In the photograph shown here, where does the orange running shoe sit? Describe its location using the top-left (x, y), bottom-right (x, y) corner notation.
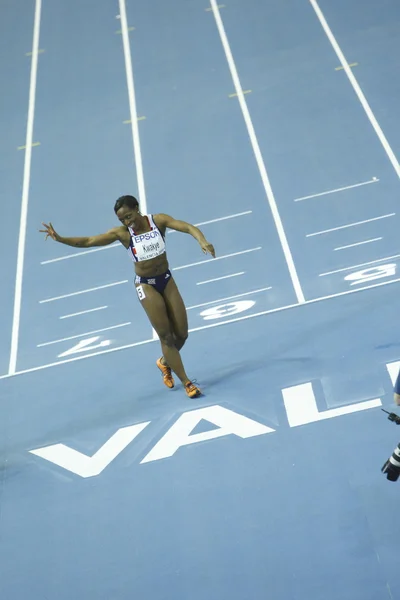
top-left (184, 381), bottom-right (202, 399)
top-left (156, 357), bottom-right (175, 389)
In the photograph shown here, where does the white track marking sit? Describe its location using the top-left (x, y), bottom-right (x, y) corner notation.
top-left (37, 323), bottom-right (131, 347)
top-left (59, 306), bottom-right (108, 319)
top-left (8, 0), bottom-right (42, 375)
top-left (320, 254), bottom-right (400, 276)
top-left (3, 275), bottom-right (400, 381)
top-left (386, 583), bottom-right (394, 600)
top-left (310, 0), bottom-right (400, 179)
top-left (41, 243), bottom-right (120, 264)
top-left (334, 238), bottom-right (382, 251)
top-left (187, 287), bottom-right (272, 310)
top-left (118, 0), bottom-right (147, 211)
top-left (173, 247), bottom-right (261, 271)
top-left (0, 338), bottom-right (155, 380)
top-left (39, 280), bottom-right (128, 303)
top-left (387, 362), bottom-right (400, 387)
top-left (197, 272), bottom-right (245, 285)
top-left (58, 336), bottom-right (111, 358)
top-left (209, 0), bottom-right (305, 303)
top-left (294, 178), bottom-right (379, 202)
top-left (168, 211), bottom-right (252, 233)
top-left (307, 214), bottom-right (395, 237)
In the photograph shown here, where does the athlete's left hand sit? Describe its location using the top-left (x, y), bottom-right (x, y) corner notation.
top-left (201, 241), bottom-right (215, 257)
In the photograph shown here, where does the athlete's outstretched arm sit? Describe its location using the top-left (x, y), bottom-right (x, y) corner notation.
top-left (40, 222), bottom-right (121, 248)
top-left (155, 214), bottom-right (216, 257)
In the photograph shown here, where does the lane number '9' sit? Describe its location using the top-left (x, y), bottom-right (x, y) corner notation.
top-left (200, 300), bottom-right (256, 321)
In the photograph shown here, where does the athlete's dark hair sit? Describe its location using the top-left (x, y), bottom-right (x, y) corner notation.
top-left (114, 195), bottom-right (139, 213)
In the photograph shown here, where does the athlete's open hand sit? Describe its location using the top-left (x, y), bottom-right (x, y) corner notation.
top-left (40, 222), bottom-right (61, 242)
top-left (201, 241), bottom-right (215, 258)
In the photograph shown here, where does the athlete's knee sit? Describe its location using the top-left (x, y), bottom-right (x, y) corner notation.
top-left (159, 330), bottom-right (175, 348)
top-left (175, 332), bottom-right (188, 348)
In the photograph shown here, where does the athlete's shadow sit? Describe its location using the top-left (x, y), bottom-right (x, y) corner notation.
top-left (197, 354), bottom-right (315, 392)
top-left (197, 290), bottom-right (385, 391)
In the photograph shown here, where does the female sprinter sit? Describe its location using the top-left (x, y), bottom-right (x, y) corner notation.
top-left (40, 195), bottom-right (215, 398)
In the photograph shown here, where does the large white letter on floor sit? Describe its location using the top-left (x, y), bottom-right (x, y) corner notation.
top-left (282, 383), bottom-right (381, 427)
top-left (141, 405), bottom-right (274, 463)
top-left (30, 422), bottom-right (150, 478)
top-left (386, 361), bottom-right (400, 386)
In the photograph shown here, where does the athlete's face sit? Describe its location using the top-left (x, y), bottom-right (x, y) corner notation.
top-left (117, 204), bottom-right (139, 228)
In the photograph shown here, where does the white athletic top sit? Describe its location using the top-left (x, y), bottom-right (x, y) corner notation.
top-left (127, 214), bottom-right (166, 263)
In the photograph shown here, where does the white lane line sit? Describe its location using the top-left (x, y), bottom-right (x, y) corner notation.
top-left (294, 177), bottom-right (379, 202)
top-left (306, 213), bottom-right (395, 237)
top-left (186, 286), bottom-right (272, 310)
top-left (196, 272), bottom-right (245, 285)
top-left (39, 280), bottom-right (128, 303)
top-left (4, 275), bottom-right (400, 381)
top-left (120, 0), bottom-right (152, 341)
top-left (320, 253), bottom-right (400, 277)
top-left (41, 243), bottom-right (120, 264)
top-left (333, 237), bottom-right (383, 252)
top-left (209, 0), bottom-right (305, 304)
top-left (334, 238), bottom-right (382, 251)
top-left (173, 247), bottom-right (261, 271)
top-left (119, 0), bottom-right (147, 212)
top-left (59, 306), bottom-right (108, 320)
top-left (168, 211), bottom-right (252, 233)
top-left (37, 323), bottom-right (132, 347)
top-left (9, 0), bottom-right (42, 375)
top-left (310, 0), bottom-right (400, 179)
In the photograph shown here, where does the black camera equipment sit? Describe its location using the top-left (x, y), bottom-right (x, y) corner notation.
top-left (381, 409), bottom-right (400, 481)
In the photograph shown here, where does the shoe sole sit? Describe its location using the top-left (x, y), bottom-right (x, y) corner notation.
top-left (186, 388), bottom-right (202, 399)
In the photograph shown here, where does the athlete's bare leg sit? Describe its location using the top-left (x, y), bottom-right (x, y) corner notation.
top-left (136, 283), bottom-right (190, 385)
top-left (161, 277), bottom-right (188, 366)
